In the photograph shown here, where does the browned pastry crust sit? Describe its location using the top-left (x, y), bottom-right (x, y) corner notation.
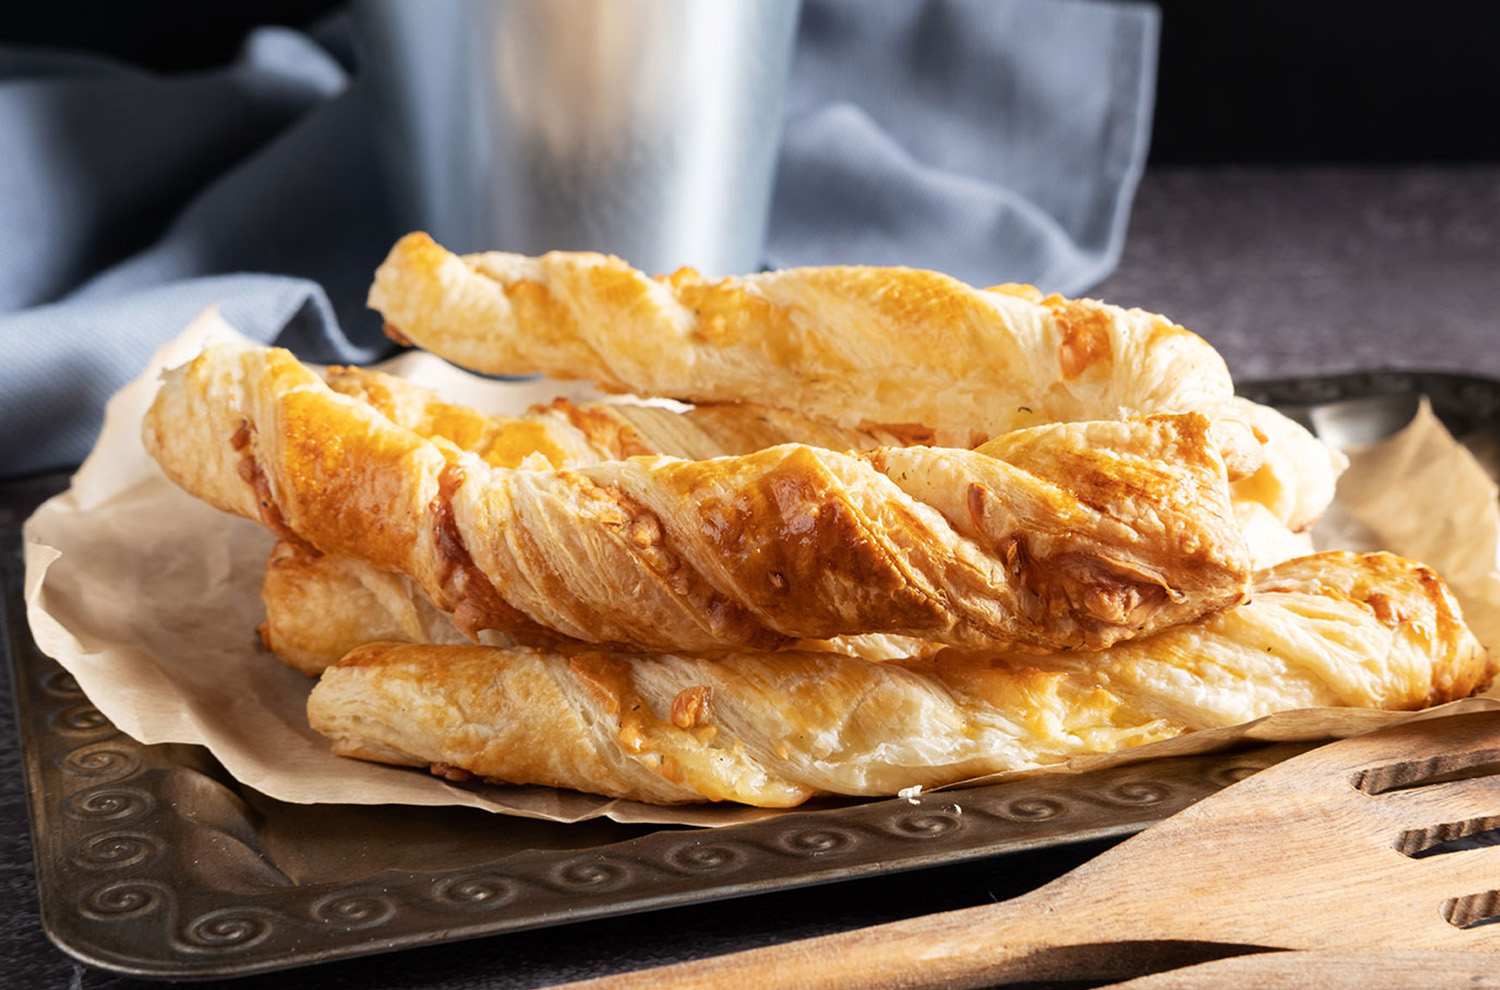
top-left (322, 365), bottom-right (903, 467)
top-left (264, 374), bottom-right (1318, 673)
top-left (144, 340), bottom-right (1250, 655)
top-left (367, 232), bottom-right (1237, 447)
top-left (365, 234), bottom-right (1353, 530)
top-left (265, 370), bottom-right (901, 674)
top-left (306, 552), bottom-right (1495, 806)
top-left (261, 541), bottom-right (485, 676)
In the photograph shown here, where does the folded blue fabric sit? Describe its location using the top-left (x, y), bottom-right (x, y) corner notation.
top-left (0, 0), bottom-right (1157, 477)
top-left (773, 0), bottom-right (1158, 290)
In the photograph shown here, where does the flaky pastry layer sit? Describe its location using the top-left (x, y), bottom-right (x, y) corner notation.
top-left (306, 552), bottom-right (1494, 806)
top-left (367, 234), bottom-right (1348, 529)
top-left (266, 370), bottom-right (899, 674)
top-left (323, 365), bottom-right (902, 468)
top-left (368, 232), bottom-right (1237, 447)
top-left (144, 340), bottom-right (1250, 655)
top-left (266, 370), bottom-right (1322, 673)
top-left (1224, 396), bottom-right (1347, 533)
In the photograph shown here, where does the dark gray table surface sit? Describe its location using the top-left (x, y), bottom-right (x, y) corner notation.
top-left (4, 164), bottom-right (1498, 989)
top-left (1092, 165), bottom-right (1500, 382)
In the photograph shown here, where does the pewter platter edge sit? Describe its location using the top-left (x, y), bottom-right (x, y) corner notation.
top-left (7, 369), bottom-right (1495, 980)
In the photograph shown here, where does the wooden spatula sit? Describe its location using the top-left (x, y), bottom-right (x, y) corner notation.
top-left (1106, 949), bottom-right (1500, 989)
top-left (563, 709), bottom-right (1500, 989)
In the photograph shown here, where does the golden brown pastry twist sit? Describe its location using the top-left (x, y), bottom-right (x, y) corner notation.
top-left (265, 367), bottom-right (901, 673)
top-left (306, 552), bottom-right (1494, 807)
top-left (367, 233), bottom-right (1347, 530)
top-left (267, 369), bottom-right (1324, 673)
top-left (144, 340), bottom-right (1250, 655)
top-left (368, 232), bottom-right (1237, 448)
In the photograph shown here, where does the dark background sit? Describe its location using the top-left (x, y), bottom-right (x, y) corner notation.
top-left (1, 0), bottom-right (1497, 164)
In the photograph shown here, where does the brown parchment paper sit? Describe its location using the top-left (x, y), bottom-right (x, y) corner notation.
top-left (21, 311), bottom-right (1500, 826)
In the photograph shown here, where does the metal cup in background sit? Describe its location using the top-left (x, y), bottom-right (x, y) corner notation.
top-left (355, 0), bottom-right (801, 277)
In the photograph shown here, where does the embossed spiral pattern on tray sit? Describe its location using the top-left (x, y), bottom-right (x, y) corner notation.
top-left (779, 827), bottom-right (857, 856)
top-left (887, 811), bottom-right (965, 838)
top-left (664, 842), bottom-right (744, 872)
top-left (310, 893), bottom-right (399, 930)
top-left (70, 831), bottom-right (160, 870)
top-left (433, 874), bottom-right (520, 910)
top-left (548, 858), bottom-right (632, 893)
top-left (79, 880), bottom-right (170, 920)
top-left (179, 909), bottom-right (276, 951)
top-left (1088, 781), bottom-right (1172, 806)
top-left (55, 703), bottom-right (110, 733)
top-left (62, 785), bottom-right (154, 823)
top-left (989, 796), bottom-right (1066, 821)
top-left (60, 744), bottom-right (142, 778)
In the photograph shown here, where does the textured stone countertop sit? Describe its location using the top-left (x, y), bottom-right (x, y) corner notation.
top-left (1093, 166), bottom-right (1500, 382)
top-left (2, 165), bottom-right (1497, 990)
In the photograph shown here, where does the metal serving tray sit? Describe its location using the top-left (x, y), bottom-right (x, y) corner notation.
top-left (7, 370), bottom-right (1498, 980)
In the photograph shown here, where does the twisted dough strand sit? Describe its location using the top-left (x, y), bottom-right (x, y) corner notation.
top-left (145, 341), bottom-right (1250, 655)
top-left (263, 367), bottom-right (906, 673)
top-left (368, 235), bottom-right (1350, 532)
top-left (368, 233), bottom-right (1236, 447)
top-left (306, 552), bottom-right (1494, 807)
top-left (269, 369), bottom-right (1324, 673)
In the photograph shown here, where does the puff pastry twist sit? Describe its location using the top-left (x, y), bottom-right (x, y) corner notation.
top-left (270, 368), bottom-right (1319, 672)
top-left (265, 367), bottom-right (900, 673)
top-left (306, 552), bottom-right (1494, 806)
top-left (368, 234), bottom-right (1348, 529)
top-left (368, 232), bottom-right (1237, 448)
top-left (144, 341), bottom-right (1251, 656)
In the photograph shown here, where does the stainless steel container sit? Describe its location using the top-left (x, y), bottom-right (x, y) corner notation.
top-left (356, 0), bottom-right (801, 276)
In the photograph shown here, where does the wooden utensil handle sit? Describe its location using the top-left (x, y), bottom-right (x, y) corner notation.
top-left (560, 895), bottom-right (1202, 990)
top-left (563, 905), bottom-right (1034, 990)
top-left (1105, 950), bottom-right (1500, 989)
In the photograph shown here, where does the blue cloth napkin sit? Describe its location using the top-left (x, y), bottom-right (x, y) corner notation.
top-left (0, 0), bottom-right (1158, 478)
top-left (772, 0), bottom-right (1158, 290)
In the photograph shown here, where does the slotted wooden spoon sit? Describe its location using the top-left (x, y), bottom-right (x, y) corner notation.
top-left (563, 709), bottom-right (1500, 989)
